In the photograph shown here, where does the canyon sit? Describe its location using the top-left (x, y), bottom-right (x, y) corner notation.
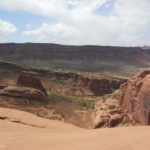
top-left (0, 60), bottom-right (129, 128)
top-left (0, 44), bottom-right (150, 149)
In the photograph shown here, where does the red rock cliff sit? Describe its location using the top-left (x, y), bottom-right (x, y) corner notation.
top-left (119, 70), bottom-right (150, 125)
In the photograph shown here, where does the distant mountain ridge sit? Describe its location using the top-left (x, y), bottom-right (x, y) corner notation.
top-left (0, 43), bottom-right (150, 75)
top-left (0, 43), bottom-right (149, 61)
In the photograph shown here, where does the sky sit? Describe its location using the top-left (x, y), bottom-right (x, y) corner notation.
top-left (0, 0), bottom-right (149, 46)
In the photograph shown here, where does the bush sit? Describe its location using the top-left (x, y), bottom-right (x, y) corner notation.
top-left (101, 92), bottom-right (118, 100)
top-left (48, 93), bottom-right (94, 109)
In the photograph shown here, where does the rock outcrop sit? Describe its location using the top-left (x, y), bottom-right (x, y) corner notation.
top-left (17, 71), bottom-right (47, 95)
top-left (0, 71), bottom-right (48, 103)
top-left (119, 70), bottom-right (150, 125)
top-left (94, 109), bottom-right (131, 128)
top-left (76, 76), bottom-right (123, 96)
top-left (0, 60), bottom-right (126, 96)
top-left (94, 99), bottom-right (132, 128)
top-left (0, 86), bottom-right (47, 102)
top-left (49, 71), bottom-right (126, 96)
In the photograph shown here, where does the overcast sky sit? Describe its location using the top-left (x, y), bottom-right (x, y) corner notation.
top-left (0, 0), bottom-right (149, 46)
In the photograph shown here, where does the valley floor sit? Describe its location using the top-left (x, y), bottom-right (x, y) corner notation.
top-left (0, 107), bottom-right (150, 150)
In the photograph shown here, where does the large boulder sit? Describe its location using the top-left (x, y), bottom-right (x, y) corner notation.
top-left (119, 70), bottom-right (150, 125)
top-left (17, 71), bottom-right (47, 95)
top-left (0, 86), bottom-right (47, 102)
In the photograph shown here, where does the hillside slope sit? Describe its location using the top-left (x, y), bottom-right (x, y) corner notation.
top-left (0, 43), bottom-right (149, 62)
top-left (0, 43), bottom-right (150, 75)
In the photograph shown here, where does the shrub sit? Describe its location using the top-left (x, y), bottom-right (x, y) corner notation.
top-left (48, 93), bottom-right (94, 109)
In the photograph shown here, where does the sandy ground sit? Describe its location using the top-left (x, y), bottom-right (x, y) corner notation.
top-left (0, 108), bottom-right (150, 150)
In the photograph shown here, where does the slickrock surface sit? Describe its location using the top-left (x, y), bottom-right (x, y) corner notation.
top-left (0, 108), bottom-right (150, 150)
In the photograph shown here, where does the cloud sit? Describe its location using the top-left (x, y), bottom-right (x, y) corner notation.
top-left (0, 0), bottom-right (150, 46)
top-left (0, 19), bottom-right (17, 42)
top-left (23, 23), bottom-right (80, 44)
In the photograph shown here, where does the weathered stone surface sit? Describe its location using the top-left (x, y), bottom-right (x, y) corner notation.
top-left (94, 111), bottom-right (110, 128)
top-left (94, 98), bottom-right (132, 128)
top-left (0, 60), bottom-right (126, 96)
top-left (109, 114), bottom-right (123, 127)
top-left (94, 110), bottom-right (126, 128)
top-left (17, 71), bottom-right (47, 95)
top-left (52, 72), bottom-right (126, 96)
top-left (76, 76), bottom-right (123, 96)
top-left (119, 70), bottom-right (150, 125)
top-left (0, 86), bottom-right (47, 102)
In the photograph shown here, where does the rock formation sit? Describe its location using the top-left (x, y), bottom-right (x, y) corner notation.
top-left (0, 60), bottom-right (126, 96)
top-left (76, 76), bottom-right (123, 96)
top-left (0, 71), bottom-right (48, 103)
top-left (0, 86), bottom-right (47, 102)
top-left (49, 71), bottom-right (126, 96)
top-left (119, 70), bottom-right (150, 125)
top-left (94, 99), bottom-right (131, 128)
top-left (17, 71), bottom-right (47, 95)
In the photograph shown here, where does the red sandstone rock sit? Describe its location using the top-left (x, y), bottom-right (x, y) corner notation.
top-left (0, 86), bottom-right (47, 102)
top-left (17, 71), bottom-right (47, 95)
top-left (119, 70), bottom-right (150, 125)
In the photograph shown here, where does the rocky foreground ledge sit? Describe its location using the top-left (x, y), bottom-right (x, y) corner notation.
top-left (0, 107), bottom-right (150, 150)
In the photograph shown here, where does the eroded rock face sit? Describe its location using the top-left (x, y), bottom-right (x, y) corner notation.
top-left (17, 71), bottom-right (47, 95)
top-left (0, 86), bottom-right (47, 102)
top-left (119, 70), bottom-right (150, 125)
top-left (94, 99), bottom-right (132, 128)
top-left (94, 109), bottom-right (131, 128)
top-left (52, 71), bottom-right (126, 96)
top-left (76, 76), bottom-right (123, 96)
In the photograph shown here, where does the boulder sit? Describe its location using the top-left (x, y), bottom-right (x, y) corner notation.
top-left (0, 86), bottom-right (47, 103)
top-left (17, 71), bottom-right (47, 95)
top-left (119, 70), bottom-right (150, 125)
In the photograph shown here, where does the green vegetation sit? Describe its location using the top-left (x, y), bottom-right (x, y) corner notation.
top-left (101, 92), bottom-right (118, 100)
top-left (48, 92), bottom-right (94, 109)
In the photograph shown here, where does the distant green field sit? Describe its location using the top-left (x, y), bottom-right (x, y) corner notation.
top-left (8, 59), bottom-right (149, 77)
